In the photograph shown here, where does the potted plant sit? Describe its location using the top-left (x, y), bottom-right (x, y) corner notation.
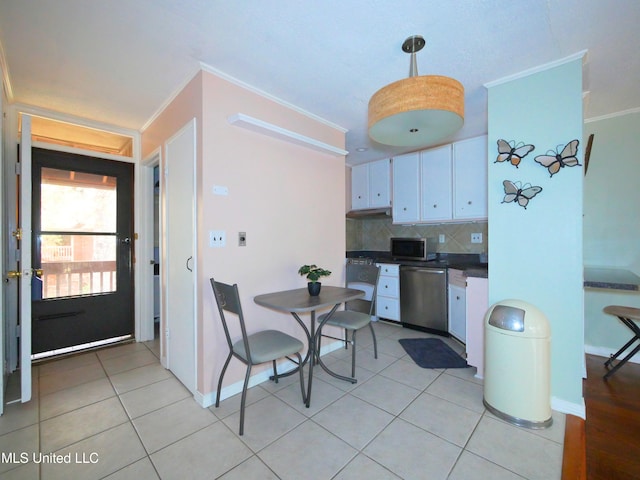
top-left (298, 264), bottom-right (331, 296)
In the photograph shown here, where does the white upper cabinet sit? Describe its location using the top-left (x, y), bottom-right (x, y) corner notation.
top-left (351, 163), bottom-right (370, 210)
top-left (351, 158), bottom-right (390, 210)
top-left (421, 145), bottom-right (453, 221)
top-left (390, 135), bottom-right (487, 224)
top-left (368, 159), bottom-right (391, 207)
top-left (452, 135), bottom-right (488, 220)
top-left (392, 151), bottom-right (421, 223)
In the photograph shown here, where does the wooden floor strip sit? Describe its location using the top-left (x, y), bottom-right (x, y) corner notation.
top-left (562, 414), bottom-right (586, 480)
top-left (577, 354), bottom-right (640, 479)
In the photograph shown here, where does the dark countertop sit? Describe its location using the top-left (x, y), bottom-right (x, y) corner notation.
top-left (584, 267), bottom-right (640, 291)
top-left (347, 251), bottom-right (488, 279)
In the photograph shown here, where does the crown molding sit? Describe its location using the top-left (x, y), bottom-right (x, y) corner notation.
top-left (201, 62), bottom-right (348, 133)
top-left (484, 50), bottom-right (588, 89)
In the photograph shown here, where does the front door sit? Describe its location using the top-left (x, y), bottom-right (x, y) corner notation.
top-left (31, 148), bottom-right (134, 354)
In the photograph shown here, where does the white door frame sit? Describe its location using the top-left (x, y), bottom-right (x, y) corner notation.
top-left (139, 149), bottom-right (161, 345)
top-left (2, 105), bottom-right (145, 378)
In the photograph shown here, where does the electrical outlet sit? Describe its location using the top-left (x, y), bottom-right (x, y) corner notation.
top-left (209, 230), bottom-right (226, 247)
top-left (238, 232), bottom-right (246, 246)
top-left (471, 233), bottom-right (482, 244)
top-left (438, 234), bottom-right (445, 244)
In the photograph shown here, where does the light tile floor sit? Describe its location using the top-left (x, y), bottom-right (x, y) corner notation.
top-left (0, 321), bottom-right (565, 479)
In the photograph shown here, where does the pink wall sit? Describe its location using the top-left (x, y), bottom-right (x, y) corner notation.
top-left (143, 69), bottom-right (347, 401)
top-left (198, 71), bottom-right (346, 398)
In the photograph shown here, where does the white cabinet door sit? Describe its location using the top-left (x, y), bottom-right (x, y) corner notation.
top-left (448, 284), bottom-right (467, 343)
top-left (369, 159), bottom-right (391, 208)
top-left (466, 277), bottom-right (488, 378)
top-left (453, 135), bottom-right (487, 220)
top-left (421, 145), bottom-right (452, 221)
top-left (392, 152), bottom-right (420, 223)
top-left (351, 164), bottom-right (369, 210)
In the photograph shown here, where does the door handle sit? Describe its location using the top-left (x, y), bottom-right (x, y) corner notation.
top-left (186, 256), bottom-right (193, 272)
top-left (7, 270), bottom-right (21, 278)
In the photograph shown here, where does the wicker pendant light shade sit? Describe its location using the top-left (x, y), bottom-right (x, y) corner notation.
top-left (368, 36), bottom-right (464, 147)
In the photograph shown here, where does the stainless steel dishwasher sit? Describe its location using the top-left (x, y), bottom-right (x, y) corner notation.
top-left (400, 265), bottom-right (448, 334)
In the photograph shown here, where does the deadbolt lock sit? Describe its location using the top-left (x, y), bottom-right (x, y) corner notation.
top-left (12, 228), bottom-right (22, 240)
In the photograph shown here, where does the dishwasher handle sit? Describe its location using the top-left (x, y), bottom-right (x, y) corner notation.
top-left (400, 266), bottom-right (446, 275)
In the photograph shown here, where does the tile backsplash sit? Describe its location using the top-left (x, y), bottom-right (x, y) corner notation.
top-left (347, 218), bottom-right (488, 254)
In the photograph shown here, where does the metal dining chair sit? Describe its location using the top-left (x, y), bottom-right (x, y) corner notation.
top-left (210, 278), bottom-right (306, 435)
top-left (316, 263), bottom-right (381, 379)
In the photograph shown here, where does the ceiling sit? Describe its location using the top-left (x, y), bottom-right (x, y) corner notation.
top-left (1, 0), bottom-right (639, 165)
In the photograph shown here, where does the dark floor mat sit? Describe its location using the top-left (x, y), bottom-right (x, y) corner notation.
top-left (398, 338), bottom-right (468, 369)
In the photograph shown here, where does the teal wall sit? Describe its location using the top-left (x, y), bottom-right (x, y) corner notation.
top-left (487, 58), bottom-right (585, 413)
top-left (584, 111), bottom-right (640, 354)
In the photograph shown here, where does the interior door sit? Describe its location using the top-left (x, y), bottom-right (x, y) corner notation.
top-left (19, 114), bottom-right (33, 402)
top-left (30, 148), bottom-right (134, 354)
top-left (165, 119), bottom-right (196, 393)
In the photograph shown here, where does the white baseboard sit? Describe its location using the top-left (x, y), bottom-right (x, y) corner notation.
top-left (551, 396), bottom-right (586, 419)
top-left (585, 344), bottom-right (640, 364)
top-left (195, 340), bottom-right (345, 408)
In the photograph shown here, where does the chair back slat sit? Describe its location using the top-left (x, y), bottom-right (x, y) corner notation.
top-left (210, 278), bottom-right (251, 358)
top-left (345, 264), bottom-right (380, 316)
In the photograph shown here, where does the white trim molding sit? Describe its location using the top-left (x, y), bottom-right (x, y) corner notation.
top-left (228, 113), bottom-right (348, 157)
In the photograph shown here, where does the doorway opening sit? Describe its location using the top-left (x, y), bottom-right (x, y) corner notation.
top-left (31, 148), bottom-right (135, 359)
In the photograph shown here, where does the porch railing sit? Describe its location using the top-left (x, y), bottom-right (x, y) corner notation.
top-left (39, 261), bottom-right (117, 299)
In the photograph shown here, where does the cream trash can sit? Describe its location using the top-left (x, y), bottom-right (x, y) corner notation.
top-left (483, 299), bottom-right (552, 429)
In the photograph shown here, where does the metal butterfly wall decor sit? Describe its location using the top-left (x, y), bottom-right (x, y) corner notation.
top-left (534, 139), bottom-right (581, 177)
top-left (501, 180), bottom-right (543, 209)
top-left (495, 139), bottom-right (535, 168)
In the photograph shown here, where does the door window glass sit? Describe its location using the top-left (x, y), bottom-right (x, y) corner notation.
top-left (38, 168), bottom-right (117, 299)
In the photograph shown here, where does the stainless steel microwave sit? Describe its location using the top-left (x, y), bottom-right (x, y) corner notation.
top-left (390, 237), bottom-right (437, 261)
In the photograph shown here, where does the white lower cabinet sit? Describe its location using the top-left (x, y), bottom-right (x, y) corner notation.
top-left (448, 269), bottom-right (467, 343)
top-left (376, 263), bottom-right (400, 321)
top-left (465, 276), bottom-right (488, 378)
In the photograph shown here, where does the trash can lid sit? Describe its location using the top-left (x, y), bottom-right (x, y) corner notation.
top-left (486, 299), bottom-right (550, 338)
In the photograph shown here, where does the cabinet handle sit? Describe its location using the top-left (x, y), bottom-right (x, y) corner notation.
top-left (468, 201), bottom-right (472, 205)
top-left (433, 204), bottom-right (437, 208)
top-left (358, 195), bottom-right (362, 199)
top-left (456, 296), bottom-right (460, 300)
top-left (377, 193), bottom-right (381, 197)
top-left (403, 207), bottom-right (407, 211)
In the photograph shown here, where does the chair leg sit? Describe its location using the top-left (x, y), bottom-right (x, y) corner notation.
top-left (344, 328), bottom-right (349, 350)
top-left (351, 329), bottom-right (357, 378)
top-left (216, 352), bottom-right (233, 407)
top-left (239, 364), bottom-right (252, 436)
top-left (273, 360), bottom-right (279, 383)
top-left (604, 342), bottom-right (640, 379)
top-left (295, 352), bottom-right (307, 404)
top-left (369, 322), bottom-right (378, 359)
